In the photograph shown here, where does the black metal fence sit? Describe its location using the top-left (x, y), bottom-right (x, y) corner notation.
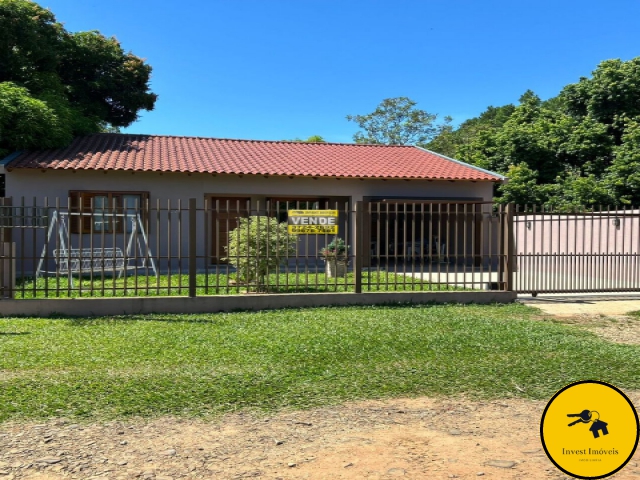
top-left (0, 197), bottom-right (512, 299)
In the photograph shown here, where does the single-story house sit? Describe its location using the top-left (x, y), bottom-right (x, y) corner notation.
top-left (1, 133), bottom-right (505, 274)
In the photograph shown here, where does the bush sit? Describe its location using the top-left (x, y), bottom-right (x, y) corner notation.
top-left (224, 216), bottom-right (298, 290)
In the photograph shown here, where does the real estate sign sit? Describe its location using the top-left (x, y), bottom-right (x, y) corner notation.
top-left (287, 210), bottom-right (338, 234)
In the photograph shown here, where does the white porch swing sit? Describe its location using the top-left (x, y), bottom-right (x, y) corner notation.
top-left (35, 210), bottom-right (158, 286)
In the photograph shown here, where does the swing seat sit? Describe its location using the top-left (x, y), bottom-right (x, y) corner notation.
top-left (53, 247), bottom-right (129, 277)
top-left (36, 211), bottom-right (158, 283)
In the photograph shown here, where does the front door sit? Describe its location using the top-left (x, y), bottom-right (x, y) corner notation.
top-left (209, 197), bottom-right (250, 264)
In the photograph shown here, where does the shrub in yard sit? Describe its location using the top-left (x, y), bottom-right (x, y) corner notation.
top-left (224, 216), bottom-right (298, 290)
top-left (319, 237), bottom-right (350, 278)
top-left (319, 237), bottom-right (349, 261)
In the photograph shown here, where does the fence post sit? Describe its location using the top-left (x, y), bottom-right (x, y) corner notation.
top-left (354, 201), bottom-right (363, 294)
top-left (0, 198), bottom-right (13, 299)
top-left (503, 203), bottom-right (515, 291)
top-left (0, 241), bottom-right (15, 299)
top-left (0, 197), bottom-right (12, 243)
top-left (188, 198), bottom-right (197, 297)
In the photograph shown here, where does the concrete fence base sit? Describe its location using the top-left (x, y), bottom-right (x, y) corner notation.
top-left (0, 291), bottom-right (516, 317)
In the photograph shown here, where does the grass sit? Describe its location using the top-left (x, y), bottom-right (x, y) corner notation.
top-left (14, 271), bottom-right (471, 298)
top-left (1, 303), bottom-right (639, 422)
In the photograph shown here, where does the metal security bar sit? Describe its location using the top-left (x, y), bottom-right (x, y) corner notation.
top-left (514, 205), bottom-right (640, 294)
top-left (0, 197), bottom-right (512, 299)
top-left (361, 201), bottom-right (510, 292)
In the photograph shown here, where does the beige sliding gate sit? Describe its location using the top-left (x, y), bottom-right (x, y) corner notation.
top-left (514, 206), bottom-right (640, 294)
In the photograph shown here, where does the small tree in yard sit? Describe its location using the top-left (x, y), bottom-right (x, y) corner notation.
top-left (224, 216), bottom-right (297, 291)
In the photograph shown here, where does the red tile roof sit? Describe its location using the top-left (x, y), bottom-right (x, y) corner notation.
top-left (6, 134), bottom-right (503, 181)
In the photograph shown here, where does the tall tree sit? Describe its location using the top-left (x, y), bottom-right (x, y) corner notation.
top-left (419, 57), bottom-right (640, 206)
top-left (0, 0), bottom-right (157, 156)
top-left (426, 103), bottom-right (516, 158)
top-left (562, 58), bottom-right (640, 142)
top-left (346, 97), bottom-right (451, 145)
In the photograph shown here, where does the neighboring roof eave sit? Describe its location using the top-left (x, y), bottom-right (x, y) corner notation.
top-left (414, 146), bottom-right (507, 182)
top-left (0, 151), bottom-right (23, 169)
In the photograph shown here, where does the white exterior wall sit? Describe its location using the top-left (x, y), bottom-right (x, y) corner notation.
top-left (6, 169), bottom-right (495, 273)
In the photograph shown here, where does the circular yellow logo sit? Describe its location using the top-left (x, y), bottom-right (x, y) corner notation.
top-left (540, 380), bottom-right (639, 479)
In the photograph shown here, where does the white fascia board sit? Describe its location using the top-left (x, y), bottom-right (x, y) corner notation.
top-left (414, 146), bottom-right (507, 182)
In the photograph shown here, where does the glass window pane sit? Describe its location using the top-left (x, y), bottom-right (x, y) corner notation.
top-left (122, 194), bottom-right (141, 233)
top-left (93, 196), bottom-right (109, 231)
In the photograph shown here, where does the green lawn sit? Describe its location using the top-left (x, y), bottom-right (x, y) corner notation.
top-left (14, 271), bottom-right (468, 298)
top-left (1, 303), bottom-right (639, 422)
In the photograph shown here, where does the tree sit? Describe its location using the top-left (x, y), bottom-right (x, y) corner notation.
top-left (495, 163), bottom-right (552, 205)
top-left (346, 97), bottom-right (451, 145)
top-left (282, 135), bottom-right (326, 143)
top-left (454, 91), bottom-right (619, 204)
top-left (0, 82), bottom-right (71, 151)
top-left (548, 170), bottom-right (614, 210)
top-left (0, 0), bottom-right (156, 156)
top-left (426, 103), bottom-right (516, 158)
top-left (562, 58), bottom-right (640, 141)
top-left (604, 119), bottom-right (640, 205)
top-left (425, 57), bottom-right (640, 206)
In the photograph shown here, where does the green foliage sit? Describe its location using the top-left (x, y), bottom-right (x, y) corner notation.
top-left (59, 31), bottom-right (157, 128)
top-left (562, 58), bottom-right (640, 141)
top-left (282, 135), bottom-right (326, 143)
top-left (426, 104), bottom-right (516, 158)
top-left (347, 97), bottom-right (451, 145)
top-left (0, 82), bottom-right (70, 157)
top-left (471, 101), bottom-right (613, 186)
top-left (603, 119), bottom-right (640, 204)
top-left (224, 216), bottom-right (298, 289)
top-left (428, 56), bottom-right (640, 206)
top-left (424, 57), bottom-right (640, 206)
top-left (319, 237), bottom-right (349, 259)
top-left (547, 170), bottom-right (615, 211)
top-left (496, 164), bottom-right (552, 205)
top-left (0, 0), bottom-right (62, 88)
top-left (0, 0), bottom-right (156, 155)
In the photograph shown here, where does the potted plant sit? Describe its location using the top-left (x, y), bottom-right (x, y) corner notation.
top-left (319, 237), bottom-right (349, 278)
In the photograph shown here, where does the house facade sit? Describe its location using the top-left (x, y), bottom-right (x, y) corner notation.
top-left (2, 134), bottom-right (505, 273)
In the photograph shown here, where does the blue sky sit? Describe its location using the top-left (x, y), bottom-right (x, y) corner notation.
top-left (43, 0), bottom-right (640, 143)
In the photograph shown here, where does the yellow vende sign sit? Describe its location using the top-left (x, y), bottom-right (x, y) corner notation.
top-left (287, 210), bottom-right (338, 234)
top-left (540, 380), bottom-right (639, 479)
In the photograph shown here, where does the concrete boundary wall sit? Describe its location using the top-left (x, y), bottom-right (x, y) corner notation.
top-left (0, 291), bottom-right (515, 317)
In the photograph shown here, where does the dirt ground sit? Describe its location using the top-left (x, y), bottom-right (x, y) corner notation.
top-left (518, 294), bottom-right (640, 317)
top-left (1, 305), bottom-right (639, 480)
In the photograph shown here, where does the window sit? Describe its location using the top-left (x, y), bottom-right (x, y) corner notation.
top-left (267, 197), bottom-right (329, 222)
top-left (0, 174), bottom-right (5, 197)
top-left (69, 191), bottom-right (149, 234)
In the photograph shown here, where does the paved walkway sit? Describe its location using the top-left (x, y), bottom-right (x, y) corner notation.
top-left (518, 293), bottom-right (640, 316)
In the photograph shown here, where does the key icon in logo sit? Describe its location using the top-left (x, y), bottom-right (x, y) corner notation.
top-left (567, 410), bottom-right (609, 438)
